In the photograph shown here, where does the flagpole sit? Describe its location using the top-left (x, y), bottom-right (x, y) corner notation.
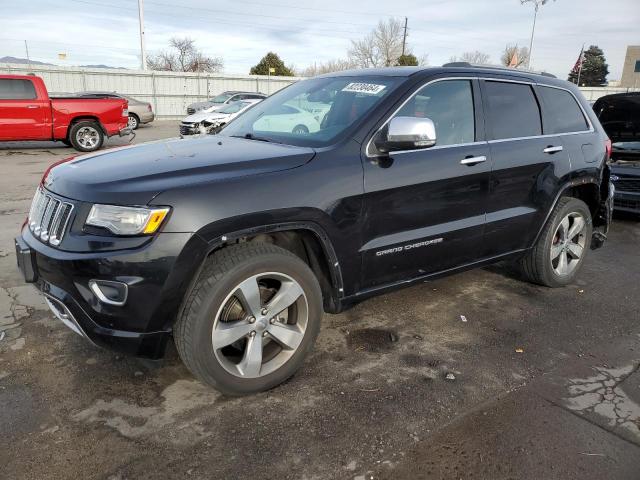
top-left (576, 43), bottom-right (584, 86)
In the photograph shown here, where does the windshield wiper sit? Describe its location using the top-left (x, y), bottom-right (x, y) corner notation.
top-left (231, 133), bottom-right (273, 143)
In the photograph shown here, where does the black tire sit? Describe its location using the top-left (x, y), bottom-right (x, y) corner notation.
top-left (292, 124), bottom-right (309, 135)
top-left (68, 120), bottom-right (104, 152)
top-left (520, 197), bottom-right (592, 287)
top-left (174, 243), bottom-right (323, 396)
top-left (60, 139), bottom-right (71, 147)
top-left (128, 113), bottom-right (140, 130)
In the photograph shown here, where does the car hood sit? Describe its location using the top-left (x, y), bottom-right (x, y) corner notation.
top-left (45, 136), bottom-right (315, 205)
top-left (182, 111), bottom-right (228, 123)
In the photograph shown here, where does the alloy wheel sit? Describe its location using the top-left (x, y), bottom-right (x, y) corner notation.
top-left (550, 212), bottom-right (587, 276)
top-left (211, 272), bottom-right (308, 379)
top-left (76, 126), bottom-right (100, 149)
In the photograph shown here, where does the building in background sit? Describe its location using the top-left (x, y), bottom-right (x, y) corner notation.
top-left (620, 45), bottom-right (640, 88)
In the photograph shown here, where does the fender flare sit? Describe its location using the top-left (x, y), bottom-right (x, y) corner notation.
top-left (200, 220), bottom-right (345, 298)
top-left (531, 176), bottom-right (603, 246)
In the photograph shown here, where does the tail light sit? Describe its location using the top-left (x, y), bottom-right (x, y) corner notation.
top-left (605, 138), bottom-right (612, 160)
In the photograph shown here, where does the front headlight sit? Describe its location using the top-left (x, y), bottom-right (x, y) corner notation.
top-left (86, 204), bottom-right (170, 235)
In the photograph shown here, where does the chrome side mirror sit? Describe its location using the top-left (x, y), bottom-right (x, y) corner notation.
top-left (376, 116), bottom-right (437, 153)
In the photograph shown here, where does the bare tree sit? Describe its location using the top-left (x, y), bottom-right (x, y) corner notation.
top-left (501, 44), bottom-right (530, 68)
top-left (449, 51), bottom-right (491, 65)
top-left (348, 19), bottom-right (405, 68)
top-left (147, 37), bottom-right (223, 73)
top-left (298, 58), bottom-right (357, 77)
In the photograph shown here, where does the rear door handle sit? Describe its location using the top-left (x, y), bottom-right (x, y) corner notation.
top-left (460, 155), bottom-right (487, 166)
top-left (26, 105), bottom-right (39, 109)
top-left (543, 145), bottom-right (563, 154)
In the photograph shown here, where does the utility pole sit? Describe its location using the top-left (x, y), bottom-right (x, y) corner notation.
top-left (137, 0), bottom-right (147, 70)
top-left (527, 2), bottom-right (538, 69)
top-left (521, 0), bottom-right (553, 70)
top-left (401, 17), bottom-right (408, 57)
top-left (24, 40), bottom-right (31, 68)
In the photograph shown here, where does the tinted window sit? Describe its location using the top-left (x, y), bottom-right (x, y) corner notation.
top-left (539, 86), bottom-right (588, 133)
top-left (396, 80), bottom-right (475, 146)
top-left (0, 79), bottom-right (37, 99)
top-left (484, 81), bottom-right (541, 140)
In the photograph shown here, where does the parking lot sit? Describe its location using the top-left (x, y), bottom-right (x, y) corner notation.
top-left (1, 122), bottom-right (639, 479)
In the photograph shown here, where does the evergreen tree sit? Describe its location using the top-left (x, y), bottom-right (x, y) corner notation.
top-left (396, 54), bottom-right (418, 66)
top-left (568, 45), bottom-right (609, 86)
top-left (250, 52), bottom-right (294, 76)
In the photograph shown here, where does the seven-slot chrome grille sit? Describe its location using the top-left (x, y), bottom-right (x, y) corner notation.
top-left (28, 188), bottom-right (73, 246)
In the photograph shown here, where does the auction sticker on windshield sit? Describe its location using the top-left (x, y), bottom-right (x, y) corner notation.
top-left (342, 83), bottom-right (386, 95)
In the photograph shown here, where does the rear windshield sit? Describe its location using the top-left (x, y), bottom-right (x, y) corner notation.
top-left (220, 76), bottom-right (403, 147)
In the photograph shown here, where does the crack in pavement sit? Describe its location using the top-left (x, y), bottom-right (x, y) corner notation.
top-left (560, 363), bottom-right (640, 443)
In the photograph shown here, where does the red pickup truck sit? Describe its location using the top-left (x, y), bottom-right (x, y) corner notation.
top-left (0, 75), bottom-right (131, 152)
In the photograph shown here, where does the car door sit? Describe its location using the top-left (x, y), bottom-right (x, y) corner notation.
top-left (360, 78), bottom-right (491, 289)
top-left (480, 79), bottom-right (572, 257)
top-left (0, 78), bottom-right (50, 140)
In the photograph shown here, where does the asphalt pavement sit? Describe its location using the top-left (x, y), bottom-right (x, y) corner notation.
top-left (1, 121), bottom-right (639, 480)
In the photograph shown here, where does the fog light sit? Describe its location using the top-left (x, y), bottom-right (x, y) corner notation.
top-left (89, 280), bottom-right (128, 306)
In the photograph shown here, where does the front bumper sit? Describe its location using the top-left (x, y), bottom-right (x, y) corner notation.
top-left (15, 228), bottom-right (208, 358)
top-left (614, 191), bottom-right (640, 214)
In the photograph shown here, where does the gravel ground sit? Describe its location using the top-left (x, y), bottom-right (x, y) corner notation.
top-left (1, 121), bottom-right (639, 480)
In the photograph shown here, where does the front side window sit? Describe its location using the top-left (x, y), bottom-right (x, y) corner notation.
top-left (539, 86), bottom-right (589, 134)
top-left (0, 79), bottom-right (37, 100)
top-left (394, 80), bottom-right (475, 146)
top-left (220, 76), bottom-right (402, 147)
top-left (484, 81), bottom-right (541, 140)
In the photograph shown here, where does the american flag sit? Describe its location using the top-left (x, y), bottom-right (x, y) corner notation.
top-left (571, 46), bottom-right (584, 76)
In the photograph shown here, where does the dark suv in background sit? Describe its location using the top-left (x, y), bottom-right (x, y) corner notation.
top-left (16, 64), bottom-right (613, 395)
top-left (593, 92), bottom-right (640, 214)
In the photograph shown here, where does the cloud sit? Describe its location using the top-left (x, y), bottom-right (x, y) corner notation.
top-left (2, 0), bottom-right (638, 78)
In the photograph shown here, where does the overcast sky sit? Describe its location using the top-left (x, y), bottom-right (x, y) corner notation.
top-left (1, 0), bottom-right (638, 79)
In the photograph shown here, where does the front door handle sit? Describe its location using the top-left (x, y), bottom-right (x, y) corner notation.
top-left (460, 155), bottom-right (487, 166)
top-left (543, 145), bottom-right (563, 154)
top-left (26, 105), bottom-right (39, 109)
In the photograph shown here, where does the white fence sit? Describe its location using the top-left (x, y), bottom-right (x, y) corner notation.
top-left (2, 63), bottom-right (639, 118)
top-left (0, 63), bottom-right (301, 119)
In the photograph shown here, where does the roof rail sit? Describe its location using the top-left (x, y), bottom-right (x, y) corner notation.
top-left (441, 62), bottom-right (557, 78)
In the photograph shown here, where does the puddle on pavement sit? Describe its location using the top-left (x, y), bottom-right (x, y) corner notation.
top-left (346, 328), bottom-right (398, 353)
top-left (564, 364), bottom-right (640, 440)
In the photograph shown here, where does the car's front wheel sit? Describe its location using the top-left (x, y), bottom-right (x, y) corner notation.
top-left (520, 197), bottom-right (592, 287)
top-left (174, 243), bottom-right (323, 395)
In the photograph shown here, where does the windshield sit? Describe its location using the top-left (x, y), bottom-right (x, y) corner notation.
top-left (218, 101), bottom-right (250, 114)
top-left (220, 76), bottom-right (402, 147)
top-left (210, 93), bottom-right (233, 104)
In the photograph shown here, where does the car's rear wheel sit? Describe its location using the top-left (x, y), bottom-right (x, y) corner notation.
top-left (174, 243), bottom-right (323, 396)
top-left (520, 197), bottom-right (592, 287)
top-left (128, 113), bottom-right (140, 130)
top-left (69, 120), bottom-right (104, 152)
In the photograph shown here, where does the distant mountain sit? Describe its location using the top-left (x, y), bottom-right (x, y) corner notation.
top-left (0, 56), bottom-right (54, 65)
top-left (79, 64), bottom-right (127, 70)
top-left (0, 56), bottom-right (126, 69)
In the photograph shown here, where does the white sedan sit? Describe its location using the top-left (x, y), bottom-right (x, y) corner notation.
top-left (253, 104), bottom-right (321, 135)
top-left (180, 99), bottom-right (262, 136)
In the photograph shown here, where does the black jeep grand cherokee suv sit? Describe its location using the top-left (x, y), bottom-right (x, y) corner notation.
top-left (15, 65), bottom-right (613, 395)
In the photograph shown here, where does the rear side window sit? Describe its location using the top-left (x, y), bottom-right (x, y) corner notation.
top-left (539, 86), bottom-right (589, 133)
top-left (484, 81), bottom-right (541, 140)
top-left (0, 79), bottom-right (37, 100)
top-left (396, 80), bottom-right (475, 146)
